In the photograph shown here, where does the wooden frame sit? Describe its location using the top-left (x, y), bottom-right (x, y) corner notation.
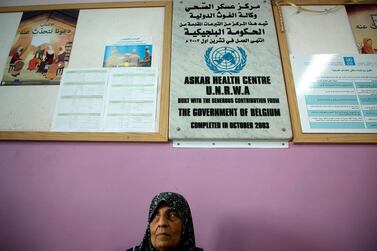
top-left (0, 1), bottom-right (172, 142)
top-left (272, 0), bottom-right (377, 143)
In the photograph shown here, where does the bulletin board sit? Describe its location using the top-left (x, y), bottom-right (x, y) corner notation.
top-left (273, 0), bottom-right (377, 143)
top-left (0, 1), bottom-right (172, 142)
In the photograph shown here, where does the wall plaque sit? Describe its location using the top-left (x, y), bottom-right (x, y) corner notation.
top-left (169, 0), bottom-right (292, 140)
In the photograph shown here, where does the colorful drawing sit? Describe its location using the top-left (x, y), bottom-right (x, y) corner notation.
top-left (346, 4), bottom-right (377, 54)
top-left (2, 10), bottom-right (79, 85)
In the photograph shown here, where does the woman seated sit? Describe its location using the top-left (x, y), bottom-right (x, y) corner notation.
top-left (127, 192), bottom-right (203, 251)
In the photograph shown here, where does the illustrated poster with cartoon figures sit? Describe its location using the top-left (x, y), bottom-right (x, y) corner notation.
top-left (346, 4), bottom-right (377, 54)
top-left (1, 10), bottom-right (79, 85)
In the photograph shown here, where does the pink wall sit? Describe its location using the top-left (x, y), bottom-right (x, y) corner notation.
top-left (0, 142), bottom-right (377, 251)
top-left (1, 1), bottom-right (377, 250)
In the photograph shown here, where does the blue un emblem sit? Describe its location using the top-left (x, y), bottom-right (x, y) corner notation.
top-left (343, 57), bottom-right (355, 66)
top-left (204, 46), bottom-right (247, 74)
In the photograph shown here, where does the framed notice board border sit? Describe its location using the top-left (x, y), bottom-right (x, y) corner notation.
top-left (0, 1), bottom-right (172, 142)
top-left (273, 0), bottom-right (377, 143)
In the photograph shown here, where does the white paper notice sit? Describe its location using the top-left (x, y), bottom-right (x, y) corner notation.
top-left (51, 68), bottom-right (158, 132)
top-left (290, 54), bottom-right (377, 133)
top-left (51, 69), bottom-right (108, 132)
top-left (104, 68), bottom-right (158, 132)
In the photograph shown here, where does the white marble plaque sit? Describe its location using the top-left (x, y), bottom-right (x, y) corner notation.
top-left (169, 0), bottom-right (292, 140)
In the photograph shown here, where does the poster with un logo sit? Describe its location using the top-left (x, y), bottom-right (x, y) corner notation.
top-left (169, 0), bottom-right (292, 140)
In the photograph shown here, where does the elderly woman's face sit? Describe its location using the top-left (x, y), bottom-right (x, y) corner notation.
top-left (150, 205), bottom-right (182, 251)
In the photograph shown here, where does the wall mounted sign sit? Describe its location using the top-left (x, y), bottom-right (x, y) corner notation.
top-left (169, 0), bottom-right (292, 140)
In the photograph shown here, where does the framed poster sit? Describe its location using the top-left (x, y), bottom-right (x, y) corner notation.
top-left (273, 0), bottom-right (377, 143)
top-left (345, 4), bottom-right (377, 54)
top-left (0, 1), bottom-right (172, 141)
top-left (2, 10), bottom-right (79, 86)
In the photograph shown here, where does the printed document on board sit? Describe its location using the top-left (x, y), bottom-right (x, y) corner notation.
top-left (290, 54), bottom-right (377, 133)
top-left (51, 67), bottom-right (158, 132)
